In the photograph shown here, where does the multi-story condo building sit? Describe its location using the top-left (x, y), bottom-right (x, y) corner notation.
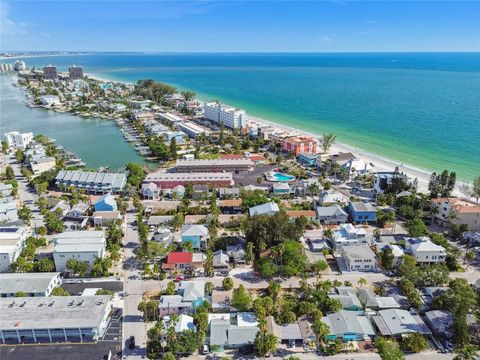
top-left (144, 172), bottom-right (234, 189)
top-left (53, 231), bottom-right (106, 272)
top-left (0, 295), bottom-right (111, 343)
top-left (176, 159), bottom-right (254, 173)
top-left (43, 65), bottom-right (57, 80)
top-left (204, 102), bottom-right (247, 129)
top-left (0, 227), bottom-right (28, 273)
top-left (4, 131), bottom-right (34, 149)
top-left (68, 65), bottom-right (84, 79)
top-left (282, 136), bottom-right (317, 156)
top-left (431, 197), bottom-right (480, 231)
top-left (55, 170), bottom-right (127, 194)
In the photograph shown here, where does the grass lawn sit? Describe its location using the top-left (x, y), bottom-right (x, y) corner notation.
top-left (199, 153), bottom-right (220, 160)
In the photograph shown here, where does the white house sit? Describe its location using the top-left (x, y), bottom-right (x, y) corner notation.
top-left (0, 226), bottom-right (29, 273)
top-left (378, 243), bottom-right (404, 267)
top-left (318, 190), bottom-right (349, 206)
top-left (332, 223), bottom-right (369, 251)
top-left (53, 231), bottom-right (106, 272)
top-left (4, 131), bottom-right (34, 150)
top-left (29, 154), bottom-right (56, 175)
top-left (0, 202), bottom-right (18, 223)
top-left (142, 182), bottom-right (160, 200)
top-left (341, 158), bottom-right (372, 178)
top-left (315, 204), bottom-right (348, 224)
top-left (431, 197), bottom-right (480, 231)
top-left (40, 95), bottom-right (61, 106)
top-left (0, 272), bottom-right (62, 297)
top-left (405, 237), bottom-right (446, 264)
top-left (248, 202), bottom-right (280, 217)
top-left (342, 245), bottom-right (377, 272)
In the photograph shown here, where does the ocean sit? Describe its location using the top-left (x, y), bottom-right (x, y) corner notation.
top-left (2, 53), bottom-right (479, 180)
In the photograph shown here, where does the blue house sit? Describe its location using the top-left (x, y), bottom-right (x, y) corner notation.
top-left (348, 202), bottom-right (377, 223)
top-left (94, 193), bottom-right (117, 212)
top-left (180, 224), bottom-right (209, 250)
top-left (322, 310), bottom-right (375, 341)
top-left (298, 152), bottom-right (318, 167)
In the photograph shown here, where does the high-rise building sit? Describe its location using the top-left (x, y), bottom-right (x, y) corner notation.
top-left (68, 65), bottom-right (84, 79)
top-left (43, 65), bottom-right (58, 80)
top-left (204, 102), bottom-right (247, 129)
top-left (13, 60), bottom-right (26, 71)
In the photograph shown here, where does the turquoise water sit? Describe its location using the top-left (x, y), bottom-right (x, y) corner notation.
top-left (2, 53), bottom-right (479, 180)
top-left (0, 74), bottom-right (144, 169)
top-left (272, 172), bottom-right (296, 182)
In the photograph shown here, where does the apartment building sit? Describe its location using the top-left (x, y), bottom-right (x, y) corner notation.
top-left (204, 102), bottom-right (247, 129)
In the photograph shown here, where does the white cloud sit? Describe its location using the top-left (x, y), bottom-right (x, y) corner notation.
top-left (0, 2), bottom-right (27, 37)
top-left (319, 34), bottom-right (332, 44)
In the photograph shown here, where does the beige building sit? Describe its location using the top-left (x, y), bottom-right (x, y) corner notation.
top-left (431, 197), bottom-right (480, 231)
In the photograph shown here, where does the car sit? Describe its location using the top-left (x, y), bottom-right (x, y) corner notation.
top-left (128, 336), bottom-right (135, 349)
top-left (239, 344), bottom-right (254, 355)
top-left (201, 344), bottom-right (210, 355)
top-left (175, 275), bottom-right (185, 282)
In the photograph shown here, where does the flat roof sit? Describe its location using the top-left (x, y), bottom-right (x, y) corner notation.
top-left (0, 273), bottom-right (60, 295)
top-left (0, 296), bottom-right (110, 330)
top-left (145, 172), bottom-right (233, 182)
top-left (176, 159), bottom-right (253, 167)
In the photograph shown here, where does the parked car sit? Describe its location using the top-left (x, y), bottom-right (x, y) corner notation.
top-left (201, 344), bottom-right (210, 355)
top-left (175, 275), bottom-right (185, 282)
top-left (129, 336), bottom-right (135, 349)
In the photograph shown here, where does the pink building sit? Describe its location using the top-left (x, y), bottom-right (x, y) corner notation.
top-left (282, 136), bottom-right (317, 156)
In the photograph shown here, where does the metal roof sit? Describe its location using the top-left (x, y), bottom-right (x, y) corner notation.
top-left (0, 273), bottom-right (61, 295)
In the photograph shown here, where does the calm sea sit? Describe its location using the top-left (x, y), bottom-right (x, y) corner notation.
top-left (2, 53), bottom-right (479, 180)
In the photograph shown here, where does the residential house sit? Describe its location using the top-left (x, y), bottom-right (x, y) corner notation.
top-left (192, 185), bottom-right (210, 200)
top-left (226, 243), bottom-right (246, 263)
top-left (329, 287), bottom-right (363, 311)
top-left (55, 170), bottom-right (127, 194)
top-left (0, 183), bottom-right (13, 197)
top-left (372, 309), bottom-right (431, 337)
top-left (0, 226), bottom-right (28, 272)
top-left (147, 216), bottom-right (174, 228)
top-left (142, 182), bottom-right (160, 200)
top-left (93, 193), bottom-right (117, 212)
top-left (357, 288), bottom-right (400, 310)
top-left (153, 227), bottom-right (173, 244)
top-left (424, 310), bottom-right (454, 339)
top-left (373, 172), bottom-right (410, 194)
top-left (318, 190), bottom-right (349, 206)
top-left (0, 202), bottom-right (18, 223)
top-left (162, 314), bottom-right (196, 334)
top-left (341, 158), bottom-right (372, 178)
top-left (218, 199), bottom-right (242, 214)
top-left (218, 187), bottom-right (240, 199)
top-left (211, 290), bottom-right (233, 312)
top-left (315, 204), bottom-right (348, 224)
top-left (296, 178), bottom-right (322, 197)
top-left (342, 245), bottom-right (377, 272)
top-left (271, 182), bottom-right (294, 196)
top-left (303, 229), bottom-right (331, 252)
top-left (462, 231), bottom-right (480, 246)
top-left (93, 211), bottom-right (122, 227)
top-left (332, 224), bottom-right (369, 251)
top-left (248, 202), bottom-right (279, 217)
top-left (431, 197), bottom-right (480, 231)
top-left (52, 201), bottom-right (71, 216)
top-left (404, 237), bottom-right (446, 264)
top-left (266, 315), bottom-right (303, 348)
top-left (298, 316), bottom-right (317, 349)
top-left (162, 252), bottom-right (204, 272)
top-left (158, 280), bottom-right (205, 317)
top-left (63, 203), bottom-right (89, 231)
top-left (213, 250), bottom-right (229, 269)
top-left (348, 202), bottom-right (377, 223)
top-left (297, 152), bottom-right (319, 167)
top-left (53, 231), bottom-right (106, 272)
top-left (180, 224), bottom-right (209, 250)
top-left (209, 316), bottom-right (259, 350)
top-left (322, 310), bottom-right (376, 341)
top-left (377, 243), bottom-right (404, 267)
top-left (285, 210), bottom-right (316, 222)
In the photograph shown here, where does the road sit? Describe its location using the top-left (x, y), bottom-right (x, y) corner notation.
top-left (122, 210), bottom-right (147, 359)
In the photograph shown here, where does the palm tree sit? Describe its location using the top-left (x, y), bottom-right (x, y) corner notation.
top-left (453, 344), bottom-right (478, 360)
top-left (429, 205), bottom-right (439, 225)
top-left (321, 133), bottom-right (337, 154)
top-left (357, 278), bottom-right (367, 287)
top-left (312, 319), bottom-right (329, 350)
top-left (308, 183), bottom-right (320, 199)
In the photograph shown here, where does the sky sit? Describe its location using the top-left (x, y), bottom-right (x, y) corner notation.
top-left (1, 1), bottom-right (479, 52)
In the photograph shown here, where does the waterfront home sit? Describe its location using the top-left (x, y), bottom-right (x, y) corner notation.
top-left (315, 204), bottom-right (348, 224)
top-left (0, 226), bottom-right (28, 273)
top-left (0, 272), bottom-right (62, 297)
top-left (180, 224), bottom-right (209, 250)
top-left (282, 136), bottom-right (317, 156)
top-left (341, 245), bottom-right (377, 272)
top-left (0, 202), bottom-right (18, 224)
top-left (329, 287), bottom-right (363, 311)
top-left (348, 202), bottom-right (377, 223)
top-left (0, 183), bottom-right (13, 197)
top-left (372, 309), bottom-right (431, 337)
top-left (322, 310), bottom-right (375, 341)
top-left (431, 197), bottom-right (480, 231)
top-left (55, 170), bottom-right (127, 194)
top-left (297, 152), bottom-right (319, 167)
top-left (204, 102), bottom-right (247, 129)
top-left (357, 288), bottom-right (400, 310)
top-left (53, 231), bottom-right (106, 272)
top-left (462, 231), bottom-right (480, 246)
top-left (332, 224), bottom-right (369, 251)
top-left (142, 182), bottom-right (160, 200)
top-left (4, 131), bottom-right (33, 150)
top-left (218, 199), bottom-right (242, 214)
top-left (144, 172), bottom-right (233, 189)
top-left (40, 95), bottom-right (61, 106)
top-left (373, 172), bottom-right (410, 194)
top-left (266, 315), bottom-right (303, 348)
top-left (318, 190), bottom-right (349, 206)
top-left (329, 152), bottom-right (356, 164)
top-left (28, 154), bottom-right (56, 175)
top-left (248, 202), bottom-right (280, 217)
top-left (404, 237), bottom-right (446, 264)
top-left (285, 210), bottom-right (316, 221)
top-left (341, 158), bottom-right (372, 177)
top-left (94, 193), bottom-right (117, 212)
top-left (424, 310), bottom-right (453, 339)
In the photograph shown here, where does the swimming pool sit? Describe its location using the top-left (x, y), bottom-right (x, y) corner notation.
top-left (269, 172), bottom-right (295, 182)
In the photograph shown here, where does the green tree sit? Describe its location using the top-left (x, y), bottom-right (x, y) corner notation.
top-left (5, 166), bottom-right (15, 180)
top-left (222, 277), bottom-right (234, 290)
top-left (379, 247), bottom-right (395, 270)
top-left (35, 257), bottom-right (55, 272)
top-left (406, 218), bottom-right (429, 237)
top-left (66, 259), bottom-right (88, 277)
top-left (204, 250), bottom-right (214, 277)
top-left (471, 176), bottom-right (480, 202)
top-left (312, 319), bottom-right (330, 349)
top-left (400, 333), bottom-right (428, 353)
top-left (51, 287), bottom-right (70, 296)
top-left (125, 162), bottom-right (146, 188)
top-left (17, 205), bottom-right (32, 225)
top-left (169, 138), bottom-right (177, 160)
top-left (162, 352), bottom-right (175, 360)
top-left (14, 291), bottom-right (27, 297)
top-left (1, 140), bottom-right (8, 153)
top-left (375, 337), bottom-right (405, 360)
top-left (453, 344), bottom-right (479, 360)
top-left (245, 242), bottom-right (254, 265)
top-left (231, 285), bottom-right (252, 311)
top-left (321, 133), bottom-right (336, 153)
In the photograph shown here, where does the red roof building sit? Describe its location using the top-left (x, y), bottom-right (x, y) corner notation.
top-left (166, 252), bottom-right (193, 264)
top-left (282, 136), bottom-right (317, 156)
